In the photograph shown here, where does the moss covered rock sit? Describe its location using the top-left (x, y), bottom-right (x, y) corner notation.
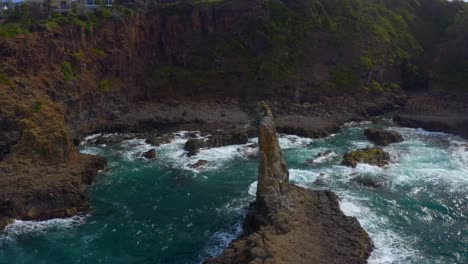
top-left (342, 147), bottom-right (390, 168)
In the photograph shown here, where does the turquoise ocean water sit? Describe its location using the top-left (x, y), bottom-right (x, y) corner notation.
top-left (1, 122), bottom-right (466, 264)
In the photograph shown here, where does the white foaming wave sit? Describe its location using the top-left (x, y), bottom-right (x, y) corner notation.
top-left (310, 151), bottom-right (338, 164)
top-left (80, 133), bottom-right (101, 145)
top-left (201, 223), bottom-right (242, 260)
top-left (278, 134), bottom-right (313, 149)
top-left (121, 138), bottom-right (154, 160)
top-left (1, 215), bottom-right (87, 241)
top-left (157, 134), bottom-right (248, 173)
top-left (450, 140), bottom-right (468, 169)
top-left (289, 169), bottom-right (319, 187)
top-left (384, 140), bottom-right (468, 192)
top-left (248, 181), bottom-right (257, 196)
top-left (351, 140), bottom-right (374, 149)
top-left (343, 121), bottom-right (372, 127)
top-left (354, 163), bottom-right (384, 174)
top-left (80, 146), bottom-right (103, 156)
top-left (339, 196), bottom-right (420, 264)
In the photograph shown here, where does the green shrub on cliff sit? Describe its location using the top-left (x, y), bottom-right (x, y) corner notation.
top-left (60, 62), bottom-right (74, 82)
top-left (330, 66), bottom-right (360, 90)
top-left (0, 23), bottom-right (29, 38)
top-left (99, 77), bottom-right (122, 92)
top-left (0, 72), bottom-right (12, 85)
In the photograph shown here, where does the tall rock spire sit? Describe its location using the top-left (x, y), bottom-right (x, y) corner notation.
top-left (257, 102), bottom-right (289, 199)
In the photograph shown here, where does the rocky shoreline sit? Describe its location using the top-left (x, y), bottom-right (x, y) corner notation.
top-left (2, 91), bottom-right (467, 231)
top-left (205, 104), bottom-right (373, 263)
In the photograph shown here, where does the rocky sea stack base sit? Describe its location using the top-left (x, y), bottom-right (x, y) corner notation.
top-left (205, 105), bottom-right (373, 264)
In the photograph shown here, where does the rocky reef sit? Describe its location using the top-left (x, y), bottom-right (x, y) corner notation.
top-left (205, 104), bottom-right (373, 263)
top-left (342, 147), bottom-right (390, 168)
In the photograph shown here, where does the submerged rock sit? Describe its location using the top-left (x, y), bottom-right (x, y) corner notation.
top-left (142, 149), bottom-right (157, 159)
top-left (342, 147), bottom-right (390, 168)
top-left (364, 128), bottom-right (403, 146)
top-left (189, 159), bottom-right (208, 169)
top-left (305, 149), bottom-right (337, 165)
top-left (205, 103), bottom-right (373, 264)
top-left (352, 174), bottom-right (384, 188)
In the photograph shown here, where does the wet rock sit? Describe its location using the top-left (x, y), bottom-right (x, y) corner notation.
top-left (145, 134), bottom-right (174, 146)
top-left (142, 149), bottom-right (156, 159)
top-left (342, 147), bottom-right (390, 168)
top-left (94, 134), bottom-right (133, 145)
top-left (189, 160), bottom-right (208, 169)
top-left (313, 178), bottom-right (326, 186)
top-left (184, 138), bottom-right (204, 156)
top-left (0, 217), bottom-right (12, 230)
top-left (352, 175), bottom-right (384, 188)
top-left (205, 131), bottom-right (249, 148)
top-left (364, 128), bottom-right (403, 146)
top-left (276, 115), bottom-right (340, 138)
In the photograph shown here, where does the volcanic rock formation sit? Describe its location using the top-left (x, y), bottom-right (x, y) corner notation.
top-left (205, 104), bottom-right (373, 264)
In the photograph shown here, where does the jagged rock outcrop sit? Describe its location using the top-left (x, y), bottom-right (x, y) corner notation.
top-left (205, 104), bottom-right (373, 264)
top-left (142, 149), bottom-right (157, 159)
top-left (342, 147), bottom-right (390, 168)
top-left (0, 155), bottom-right (106, 230)
top-left (364, 128), bottom-right (404, 146)
top-left (189, 159), bottom-right (208, 169)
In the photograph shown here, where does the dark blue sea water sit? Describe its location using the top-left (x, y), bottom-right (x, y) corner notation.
top-left (1, 123), bottom-right (467, 264)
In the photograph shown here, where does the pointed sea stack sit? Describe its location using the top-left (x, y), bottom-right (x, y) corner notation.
top-left (205, 103), bottom-right (373, 264)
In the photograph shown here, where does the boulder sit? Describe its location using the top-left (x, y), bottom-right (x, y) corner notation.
top-left (342, 147), bottom-right (390, 168)
top-left (184, 138), bottom-right (204, 156)
top-left (351, 175), bottom-right (384, 188)
top-left (142, 149), bottom-right (156, 159)
top-left (189, 160), bottom-right (208, 169)
top-left (145, 134), bottom-right (174, 146)
top-left (364, 128), bottom-right (403, 146)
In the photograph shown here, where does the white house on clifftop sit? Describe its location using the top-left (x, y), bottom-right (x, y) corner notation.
top-left (24, 0), bottom-right (113, 14)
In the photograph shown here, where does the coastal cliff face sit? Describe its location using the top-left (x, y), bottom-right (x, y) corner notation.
top-left (205, 105), bottom-right (373, 264)
top-left (1, 0), bottom-right (468, 229)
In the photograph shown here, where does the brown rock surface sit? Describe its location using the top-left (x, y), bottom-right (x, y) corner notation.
top-left (205, 104), bottom-right (373, 264)
top-left (394, 114), bottom-right (468, 139)
top-left (189, 159), bottom-right (209, 169)
top-left (0, 154), bottom-right (106, 230)
top-left (142, 149), bottom-right (157, 159)
top-left (276, 115), bottom-right (340, 138)
top-left (364, 128), bottom-right (404, 146)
